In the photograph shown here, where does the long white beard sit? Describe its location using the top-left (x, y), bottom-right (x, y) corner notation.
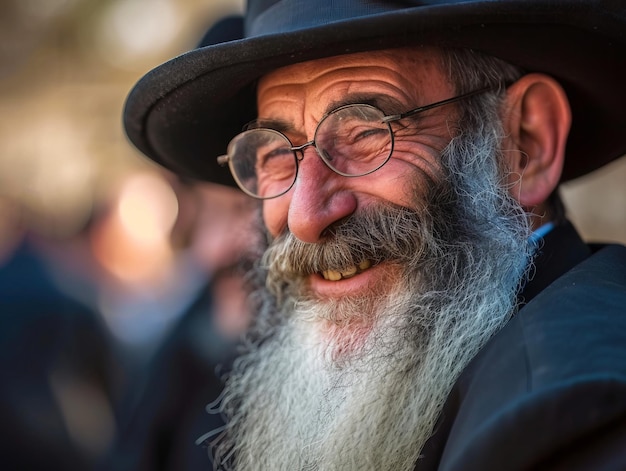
top-left (210, 111), bottom-right (534, 471)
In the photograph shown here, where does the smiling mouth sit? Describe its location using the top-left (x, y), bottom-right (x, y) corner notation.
top-left (321, 259), bottom-right (372, 281)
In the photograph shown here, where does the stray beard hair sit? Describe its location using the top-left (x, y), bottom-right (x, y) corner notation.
top-left (209, 91), bottom-right (534, 471)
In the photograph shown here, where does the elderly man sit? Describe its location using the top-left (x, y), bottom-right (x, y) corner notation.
top-left (123, 1), bottom-right (626, 470)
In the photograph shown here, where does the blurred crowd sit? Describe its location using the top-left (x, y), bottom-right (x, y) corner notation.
top-left (1, 1), bottom-right (252, 469)
top-left (1, 169), bottom-right (261, 470)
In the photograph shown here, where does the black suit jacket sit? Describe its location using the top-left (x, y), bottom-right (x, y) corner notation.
top-left (419, 223), bottom-right (626, 470)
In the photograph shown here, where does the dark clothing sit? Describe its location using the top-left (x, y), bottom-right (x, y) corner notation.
top-left (420, 223), bottom-right (626, 470)
top-left (0, 242), bottom-right (116, 471)
top-left (102, 280), bottom-right (238, 471)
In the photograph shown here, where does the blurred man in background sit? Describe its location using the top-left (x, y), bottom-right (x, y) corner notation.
top-left (102, 179), bottom-right (259, 471)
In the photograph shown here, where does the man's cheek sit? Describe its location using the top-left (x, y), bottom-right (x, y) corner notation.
top-left (263, 199), bottom-right (290, 238)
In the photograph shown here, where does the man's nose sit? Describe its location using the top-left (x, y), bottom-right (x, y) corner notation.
top-left (287, 146), bottom-right (356, 243)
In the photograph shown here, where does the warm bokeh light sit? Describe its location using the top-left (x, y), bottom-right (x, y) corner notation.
top-left (1, 110), bottom-right (97, 237)
top-left (96, 0), bottom-right (183, 68)
top-left (117, 172), bottom-right (179, 246)
top-left (91, 172), bottom-right (178, 284)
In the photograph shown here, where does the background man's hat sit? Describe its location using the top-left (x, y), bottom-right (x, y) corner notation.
top-left (123, 0), bottom-right (626, 187)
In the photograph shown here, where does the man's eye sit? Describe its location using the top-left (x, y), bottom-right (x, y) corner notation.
top-left (339, 121), bottom-right (384, 142)
top-left (262, 146), bottom-right (291, 160)
top-left (258, 146), bottom-right (293, 170)
top-left (354, 127), bottom-right (386, 141)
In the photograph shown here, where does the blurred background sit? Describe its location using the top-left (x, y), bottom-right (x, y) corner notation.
top-left (0, 0), bottom-right (624, 469)
top-left (0, 0), bottom-right (247, 340)
top-left (0, 1), bottom-right (255, 470)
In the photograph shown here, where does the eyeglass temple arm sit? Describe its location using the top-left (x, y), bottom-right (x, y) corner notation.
top-left (382, 84), bottom-right (507, 123)
top-left (217, 154), bottom-right (229, 165)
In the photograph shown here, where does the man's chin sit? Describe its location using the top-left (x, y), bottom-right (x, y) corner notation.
top-left (294, 294), bottom-right (390, 365)
top-left (313, 317), bottom-right (375, 364)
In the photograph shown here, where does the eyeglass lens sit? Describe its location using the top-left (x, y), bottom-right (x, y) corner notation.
top-left (227, 104), bottom-right (393, 199)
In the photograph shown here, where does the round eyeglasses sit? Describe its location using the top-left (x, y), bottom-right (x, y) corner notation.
top-left (217, 86), bottom-right (495, 199)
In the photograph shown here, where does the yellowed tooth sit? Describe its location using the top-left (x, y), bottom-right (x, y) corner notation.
top-left (324, 269), bottom-right (342, 281)
top-left (341, 266), bottom-right (358, 278)
top-left (358, 259), bottom-right (371, 270)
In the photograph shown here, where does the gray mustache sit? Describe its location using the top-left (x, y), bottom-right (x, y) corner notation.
top-left (263, 204), bottom-right (433, 277)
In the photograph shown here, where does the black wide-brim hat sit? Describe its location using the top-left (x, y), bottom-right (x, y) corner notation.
top-left (123, 0), bottom-right (626, 187)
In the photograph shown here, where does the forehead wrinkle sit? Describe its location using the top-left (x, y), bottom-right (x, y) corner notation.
top-left (257, 82), bottom-right (303, 114)
top-left (257, 81), bottom-right (307, 136)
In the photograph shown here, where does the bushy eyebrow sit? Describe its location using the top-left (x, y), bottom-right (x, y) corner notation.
top-left (325, 94), bottom-right (409, 116)
top-left (244, 118), bottom-right (294, 133)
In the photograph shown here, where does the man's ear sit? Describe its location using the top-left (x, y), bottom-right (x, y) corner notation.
top-left (502, 73), bottom-right (571, 207)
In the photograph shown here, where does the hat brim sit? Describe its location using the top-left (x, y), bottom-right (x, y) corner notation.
top-left (123, 2), bottom-right (626, 186)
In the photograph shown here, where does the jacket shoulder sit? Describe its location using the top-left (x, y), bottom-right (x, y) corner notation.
top-left (429, 245), bottom-right (626, 471)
